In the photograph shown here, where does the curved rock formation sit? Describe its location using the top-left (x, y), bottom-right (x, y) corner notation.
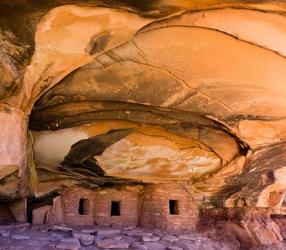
top-left (1, 0), bottom-right (286, 247)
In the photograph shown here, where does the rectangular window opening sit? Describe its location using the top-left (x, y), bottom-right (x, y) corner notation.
top-left (111, 201), bottom-right (121, 216)
top-left (169, 200), bottom-right (179, 215)
top-left (79, 198), bottom-right (89, 215)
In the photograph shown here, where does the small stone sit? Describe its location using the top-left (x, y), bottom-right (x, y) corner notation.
top-left (0, 231), bottom-right (10, 238)
top-left (178, 234), bottom-right (197, 241)
top-left (51, 232), bottom-right (64, 239)
top-left (37, 237), bottom-right (51, 241)
top-left (50, 225), bottom-right (73, 232)
top-left (47, 243), bottom-right (57, 249)
top-left (126, 231), bottom-right (153, 237)
top-left (107, 235), bottom-right (122, 240)
top-left (73, 232), bottom-right (94, 246)
top-left (18, 227), bottom-right (28, 232)
top-left (27, 239), bottom-right (45, 247)
top-left (0, 225), bottom-right (14, 230)
top-left (166, 246), bottom-right (183, 250)
top-left (173, 241), bottom-right (197, 250)
top-left (96, 239), bottom-right (129, 249)
top-left (142, 235), bottom-right (160, 242)
top-left (132, 242), bottom-right (148, 250)
top-left (0, 223), bottom-right (30, 230)
top-left (141, 242), bottom-right (165, 250)
top-left (30, 225), bottom-right (42, 231)
top-left (162, 235), bottom-right (178, 242)
top-left (62, 238), bottom-right (80, 243)
top-left (81, 229), bottom-right (97, 234)
top-left (94, 235), bottom-right (104, 242)
top-left (96, 229), bottom-right (121, 237)
top-left (56, 238), bottom-right (80, 250)
top-left (11, 234), bottom-right (30, 240)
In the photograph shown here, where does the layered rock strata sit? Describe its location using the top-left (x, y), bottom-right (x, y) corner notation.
top-left (0, 1), bottom-right (286, 247)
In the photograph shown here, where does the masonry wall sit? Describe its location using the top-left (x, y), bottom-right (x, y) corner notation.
top-left (61, 186), bottom-right (94, 226)
top-left (140, 182), bottom-right (198, 230)
top-left (94, 186), bottom-right (142, 228)
top-left (39, 183), bottom-right (199, 229)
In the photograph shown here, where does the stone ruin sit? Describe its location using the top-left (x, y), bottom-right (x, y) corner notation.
top-left (32, 183), bottom-right (198, 231)
top-left (1, 0), bottom-right (286, 249)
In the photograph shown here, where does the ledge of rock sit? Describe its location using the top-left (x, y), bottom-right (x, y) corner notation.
top-left (1, 1), bottom-right (286, 248)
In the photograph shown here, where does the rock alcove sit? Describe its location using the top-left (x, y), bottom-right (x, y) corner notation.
top-left (1, 0), bottom-right (286, 249)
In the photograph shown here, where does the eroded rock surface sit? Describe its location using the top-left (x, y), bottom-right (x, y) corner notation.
top-left (1, 0), bottom-right (286, 248)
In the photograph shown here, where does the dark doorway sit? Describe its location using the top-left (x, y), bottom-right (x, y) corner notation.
top-left (169, 200), bottom-right (179, 215)
top-left (78, 198), bottom-right (89, 215)
top-left (27, 192), bottom-right (58, 223)
top-left (111, 201), bottom-right (121, 216)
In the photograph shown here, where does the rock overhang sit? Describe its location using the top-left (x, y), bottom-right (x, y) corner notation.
top-left (0, 0), bottom-right (285, 212)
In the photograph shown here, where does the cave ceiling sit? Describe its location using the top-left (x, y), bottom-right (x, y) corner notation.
top-left (0, 0), bottom-right (286, 209)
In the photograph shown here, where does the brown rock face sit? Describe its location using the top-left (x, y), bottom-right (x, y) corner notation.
top-left (1, 0), bottom-right (286, 247)
top-left (200, 208), bottom-right (284, 247)
top-left (0, 30), bottom-right (30, 101)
